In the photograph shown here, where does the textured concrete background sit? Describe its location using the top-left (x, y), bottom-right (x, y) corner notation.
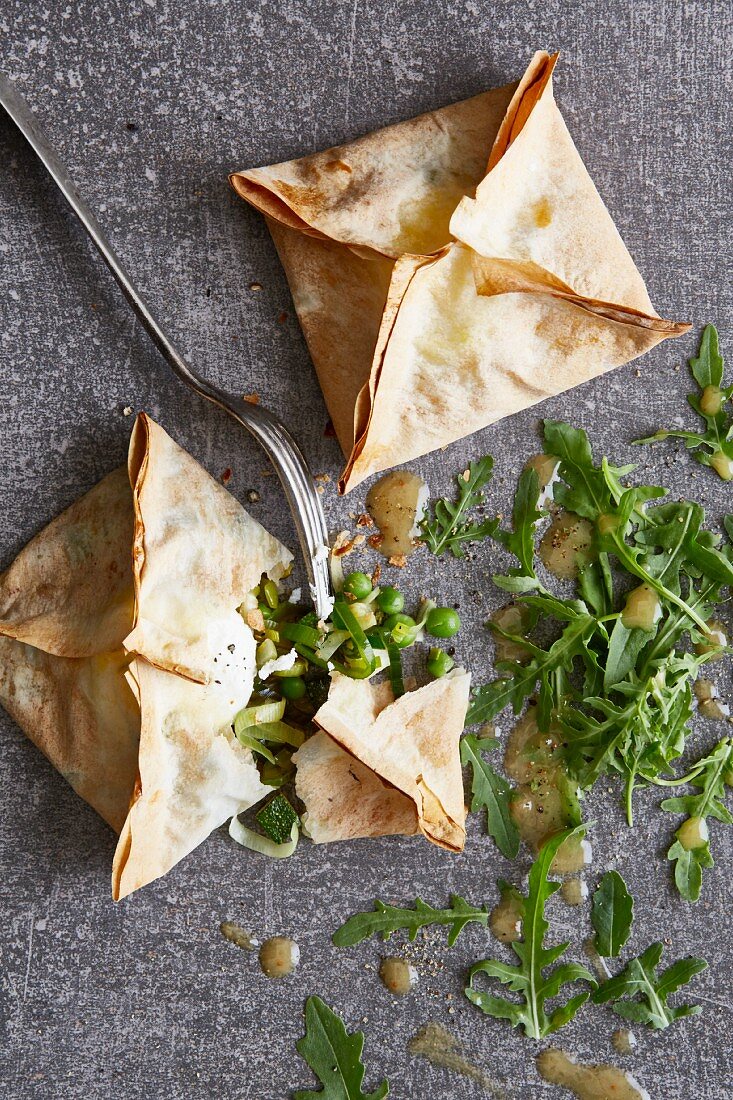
top-left (1, 2), bottom-right (732, 1097)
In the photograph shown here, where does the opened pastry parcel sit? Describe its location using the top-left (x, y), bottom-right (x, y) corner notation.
top-left (0, 416), bottom-right (469, 897)
top-left (231, 50), bottom-right (689, 493)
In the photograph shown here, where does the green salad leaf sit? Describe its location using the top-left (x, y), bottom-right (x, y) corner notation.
top-left (591, 942), bottom-right (707, 1029)
top-left (465, 826), bottom-right (596, 1039)
top-left (634, 325), bottom-right (733, 481)
top-left (293, 996), bottom-right (389, 1100)
top-left (332, 895), bottom-right (489, 948)
top-left (460, 734), bottom-right (520, 859)
top-left (591, 871), bottom-right (634, 957)
top-left (466, 419), bottom-right (733, 835)
top-left (558, 650), bottom-right (706, 824)
top-left (662, 737), bottom-right (733, 901)
top-left (492, 467), bottom-right (546, 594)
top-left (466, 607), bottom-right (597, 728)
top-left (419, 455), bottom-right (498, 557)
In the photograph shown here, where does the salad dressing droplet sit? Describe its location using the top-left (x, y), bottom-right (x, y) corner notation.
top-left (694, 619), bottom-right (728, 660)
top-left (219, 921), bottom-right (258, 951)
top-left (524, 453), bottom-right (560, 505)
top-left (536, 1048), bottom-right (650, 1100)
top-left (366, 471), bottom-right (428, 558)
top-left (561, 878), bottom-right (589, 906)
top-left (478, 722), bottom-right (498, 740)
top-left (694, 678), bottom-right (730, 720)
top-left (490, 885), bottom-right (524, 943)
top-left (505, 708), bottom-right (590, 873)
top-left (612, 1029), bottom-right (638, 1056)
top-left (539, 512), bottom-right (595, 579)
top-left (409, 1023), bottom-right (501, 1094)
top-left (621, 584), bottom-right (661, 631)
top-left (259, 936), bottom-right (300, 978)
top-left (490, 603), bottom-right (533, 664)
top-left (379, 956), bottom-right (418, 995)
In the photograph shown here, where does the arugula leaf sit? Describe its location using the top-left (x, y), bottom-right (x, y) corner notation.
top-left (419, 456), bottom-right (498, 557)
top-left (293, 996), bottom-right (389, 1100)
top-left (492, 467), bottom-right (546, 593)
top-left (591, 942), bottom-right (707, 1029)
top-left (460, 734), bottom-right (520, 859)
top-left (559, 651), bottom-right (706, 821)
top-left (604, 620), bottom-right (653, 690)
top-left (635, 325), bottom-right (733, 481)
top-left (597, 497), bottom-right (719, 633)
top-left (591, 871), bottom-right (633, 957)
top-left (543, 420), bottom-right (625, 520)
top-left (332, 896), bottom-right (489, 948)
top-left (662, 737), bottom-right (733, 902)
top-left (465, 826), bottom-right (596, 1039)
top-left (466, 611), bottom-right (597, 728)
top-left (468, 419), bottom-right (732, 844)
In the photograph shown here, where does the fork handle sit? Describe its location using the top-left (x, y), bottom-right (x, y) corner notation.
top-left (0, 73), bottom-right (333, 619)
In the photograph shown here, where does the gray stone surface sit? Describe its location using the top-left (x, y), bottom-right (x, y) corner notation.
top-left (1, 2), bottom-right (732, 1097)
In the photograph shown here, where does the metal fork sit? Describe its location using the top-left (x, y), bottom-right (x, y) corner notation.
top-left (0, 74), bottom-right (332, 619)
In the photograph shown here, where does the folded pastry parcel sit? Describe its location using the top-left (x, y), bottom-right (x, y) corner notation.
top-left (231, 50), bottom-right (689, 493)
top-left (0, 414), bottom-right (292, 899)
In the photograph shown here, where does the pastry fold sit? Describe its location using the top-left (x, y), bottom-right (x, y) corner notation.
top-left (0, 415), bottom-right (292, 898)
top-left (298, 669), bottom-right (471, 851)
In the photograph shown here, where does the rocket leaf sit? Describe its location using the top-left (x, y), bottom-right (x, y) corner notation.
top-left (293, 996), bottom-right (389, 1100)
top-left (465, 610), bottom-right (597, 728)
top-left (332, 895), bottom-right (489, 949)
top-left (465, 826), bottom-right (596, 1039)
top-left (634, 324), bottom-right (733, 481)
top-left (492, 467), bottom-right (546, 593)
top-left (662, 736), bottom-right (733, 901)
top-left (419, 455), bottom-right (498, 557)
top-left (591, 942), bottom-right (707, 1029)
top-left (460, 734), bottom-right (520, 859)
top-left (591, 871), bottom-right (634, 957)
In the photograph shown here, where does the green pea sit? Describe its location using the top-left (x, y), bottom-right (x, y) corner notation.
top-left (343, 571), bottom-right (373, 599)
top-left (376, 586), bottom-right (404, 615)
top-left (427, 647), bottom-right (454, 678)
top-left (425, 606), bottom-right (461, 638)
top-left (279, 676), bottom-right (306, 700)
top-left (383, 613), bottom-right (416, 649)
top-left (383, 612), bottom-right (415, 632)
